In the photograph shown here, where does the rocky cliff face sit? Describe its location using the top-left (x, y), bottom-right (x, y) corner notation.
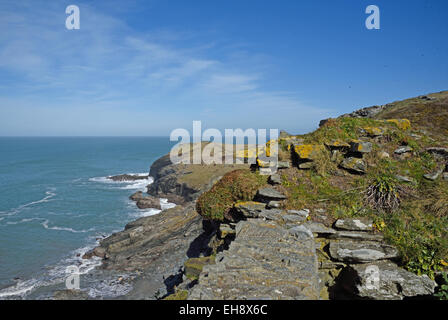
top-left (80, 145), bottom-right (249, 299)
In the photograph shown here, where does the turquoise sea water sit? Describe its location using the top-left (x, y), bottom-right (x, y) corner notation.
top-left (0, 137), bottom-right (174, 299)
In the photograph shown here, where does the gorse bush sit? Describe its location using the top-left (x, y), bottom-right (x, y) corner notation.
top-left (196, 169), bottom-right (267, 221)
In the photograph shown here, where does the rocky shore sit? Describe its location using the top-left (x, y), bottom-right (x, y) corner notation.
top-left (69, 91), bottom-right (447, 300)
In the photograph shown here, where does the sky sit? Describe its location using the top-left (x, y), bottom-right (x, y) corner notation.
top-left (0, 0), bottom-right (447, 136)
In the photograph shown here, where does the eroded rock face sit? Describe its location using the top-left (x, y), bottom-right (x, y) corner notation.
top-left (188, 219), bottom-right (320, 300)
top-left (329, 240), bottom-right (399, 263)
top-left (335, 261), bottom-right (436, 300)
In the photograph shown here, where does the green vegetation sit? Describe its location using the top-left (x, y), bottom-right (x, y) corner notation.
top-left (278, 112), bottom-right (448, 279)
top-left (196, 169), bottom-right (267, 221)
top-left (435, 273), bottom-right (448, 300)
top-left (163, 290), bottom-right (188, 300)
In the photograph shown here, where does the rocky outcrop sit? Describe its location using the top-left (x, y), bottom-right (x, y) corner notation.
top-left (108, 174), bottom-right (149, 182)
top-left (335, 261), bottom-right (436, 300)
top-left (188, 219), bottom-right (320, 300)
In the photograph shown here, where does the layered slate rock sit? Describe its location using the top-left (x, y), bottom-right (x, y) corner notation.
top-left (256, 187), bottom-right (287, 202)
top-left (188, 219), bottom-right (320, 300)
top-left (339, 157), bottom-right (366, 174)
top-left (336, 261), bottom-right (436, 300)
top-left (328, 240), bottom-right (399, 263)
top-left (334, 218), bottom-right (373, 231)
top-left (328, 231), bottom-right (383, 242)
top-left (233, 201), bottom-right (266, 218)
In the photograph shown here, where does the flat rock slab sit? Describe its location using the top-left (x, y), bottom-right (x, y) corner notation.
top-left (334, 218), bottom-right (373, 231)
top-left (233, 201), bottom-right (266, 218)
top-left (337, 261), bottom-right (436, 299)
top-left (303, 221), bottom-right (336, 235)
top-left (329, 240), bottom-right (399, 263)
top-left (188, 219), bottom-right (319, 300)
top-left (256, 187), bottom-right (287, 201)
top-left (329, 231), bottom-right (383, 242)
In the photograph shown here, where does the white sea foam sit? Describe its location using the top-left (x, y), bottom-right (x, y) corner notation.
top-left (89, 173), bottom-right (154, 191)
top-left (41, 219), bottom-right (95, 233)
top-left (0, 238), bottom-right (103, 299)
top-left (0, 190), bottom-right (56, 218)
top-left (160, 198), bottom-right (176, 210)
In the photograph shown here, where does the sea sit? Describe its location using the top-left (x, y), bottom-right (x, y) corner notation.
top-left (0, 137), bottom-right (175, 299)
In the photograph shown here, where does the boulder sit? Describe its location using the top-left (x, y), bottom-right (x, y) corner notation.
top-left (233, 201), bottom-right (266, 218)
top-left (129, 191), bottom-right (144, 201)
top-left (350, 141), bottom-right (372, 153)
top-left (288, 225), bottom-right (314, 240)
top-left (294, 144), bottom-right (324, 161)
top-left (268, 174), bottom-right (281, 185)
top-left (443, 172), bottom-right (448, 181)
top-left (336, 261), bottom-right (436, 300)
top-left (136, 196), bottom-right (161, 209)
top-left (334, 218), bottom-right (373, 231)
top-left (256, 187), bottom-right (287, 202)
top-left (339, 157), bottom-right (367, 174)
top-left (328, 240), bottom-right (399, 263)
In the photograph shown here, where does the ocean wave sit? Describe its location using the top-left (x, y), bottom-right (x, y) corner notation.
top-left (89, 173), bottom-right (154, 191)
top-left (41, 219), bottom-right (95, 233)
top-left (0, 190), bottom-right (56, 218)
top-left (0, 239), bottom-right (103, 299)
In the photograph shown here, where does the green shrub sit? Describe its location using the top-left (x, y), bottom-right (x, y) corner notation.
top-left (196, 169), bottom-right (267, 221)
top-left (435, 273), bottom-right (448, 300)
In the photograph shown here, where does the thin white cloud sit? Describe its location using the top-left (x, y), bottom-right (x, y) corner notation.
top-left (0, 0), bottom-right (331, 136)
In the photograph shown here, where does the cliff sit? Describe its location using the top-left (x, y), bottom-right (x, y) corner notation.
top-left (81, 91), bottom-right (447, 300)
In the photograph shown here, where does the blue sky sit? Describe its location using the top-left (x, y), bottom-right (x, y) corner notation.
top-left (0, 0), bottom-right (447, 136)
